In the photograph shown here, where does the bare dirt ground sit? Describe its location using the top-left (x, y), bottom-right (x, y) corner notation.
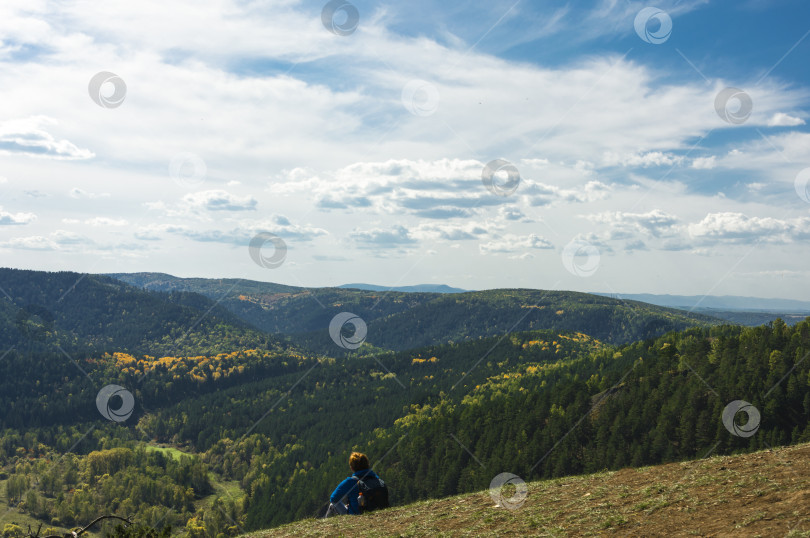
top-left (245, 442), bottom-right (810, 537)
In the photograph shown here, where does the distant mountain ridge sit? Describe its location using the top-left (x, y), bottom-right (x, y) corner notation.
top-left (339, 283), bottom-right (468, 293)
top-left (596, 292), bottom-right (810, 312)
top-left (106, 272), bottom-right (721, 351)
top-left (105, 274), bottom-right (808, 312)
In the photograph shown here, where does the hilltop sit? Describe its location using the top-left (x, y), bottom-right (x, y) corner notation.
top-left (339, 283), bottom-right (469, 293)
top-left (246, 442), bottom-right (810, 537)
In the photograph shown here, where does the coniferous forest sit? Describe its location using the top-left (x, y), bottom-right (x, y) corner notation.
top-left (0, 269), bottom-right (808, 535)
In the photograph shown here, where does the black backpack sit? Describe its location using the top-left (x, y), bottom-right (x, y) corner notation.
top-left (352, 474), bottom-right (389, 513)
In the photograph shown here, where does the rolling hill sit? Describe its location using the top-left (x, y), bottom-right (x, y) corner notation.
top-left (0, 268), bottom-right (278, 355)
top-left (106, 272), bottom-right (722, 352)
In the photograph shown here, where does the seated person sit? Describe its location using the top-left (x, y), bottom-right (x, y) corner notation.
top-left (325, 451), bottom-right (383, 517)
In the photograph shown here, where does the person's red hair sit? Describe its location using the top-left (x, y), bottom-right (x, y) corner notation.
top-left (349, 452), bottom-right (370, 471)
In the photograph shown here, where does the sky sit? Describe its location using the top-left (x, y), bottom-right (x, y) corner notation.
top-left (1, 0), bottom-right (809, 298)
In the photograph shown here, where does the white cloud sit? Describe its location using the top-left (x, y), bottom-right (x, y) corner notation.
top-left (350, 225), bottom-right (417, 250)
top-left (580, 208), bottom-right (810, 251)
top-left (85, 217), bottom-right (128, 227)
top-left (602, 151), bottom-right (683, 168)
top-left (267, 158), bottom-right (613, 218)
top-left (587, 209), bottom-right (681, 240)
top-left (138, 215), bottom-right (327, 245)
top-left (0, 235), bottom-right (57, 250)
top-left (0, 230), bottom-right (94, 250)
top-left (767, 112), bottom-right (805, 127)
top-left (691, 156), bottom-right (717, 170)
top-left (688, 212), bottom-right (800, 243)
top-left (747, 182), bottom-right (766, 192)
top-left (497, 206), bottom-right (531, 222)
top-left (413, 222), bottom-right (491, 241)
top-left (523, 179), bottom-right (612, 207)
top-left (271, 159), bottom-right (502, 217)
top-left (479, 233), bottom-right (553, 254)
top-left (182, 190), bottom-right (258, 212)
top-left (706, 132), bottom-right (810, 177)
top-left (0, 117), bottom-right (93, 160)
top-left (70, 188), bottom-right (110, 199)
top-left (134, 224), bottom-right (166, 241)
top-left (520, 158), bottom-right (549, 167)
top-left (146, 190), bottom-right (259, 218)
top-left (0, 207), bottom-right (36, 225)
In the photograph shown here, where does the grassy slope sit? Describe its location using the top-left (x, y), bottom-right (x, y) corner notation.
top-left (245, 443), bottom-right (810, 537)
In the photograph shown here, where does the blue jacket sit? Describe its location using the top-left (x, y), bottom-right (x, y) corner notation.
top-left (330, 469), bottom-right (379, 515)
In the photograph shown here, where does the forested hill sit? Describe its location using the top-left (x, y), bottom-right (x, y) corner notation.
top-left (107, 272), bottom-right (721, 350)
top-left (0, 266), bottom-right (721, 361)
top-left (0, 268), bottom-right (278, 355)
top-left (244, 319), bottom-right (810, 529)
